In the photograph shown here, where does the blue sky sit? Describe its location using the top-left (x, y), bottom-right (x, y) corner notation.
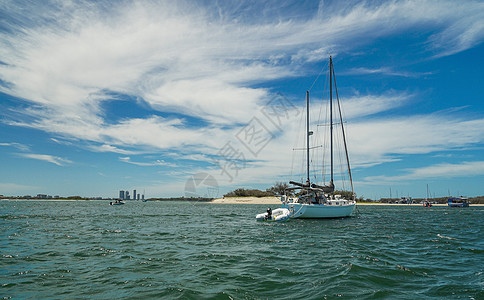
top-left (1, 0), bottom-right (483, 199)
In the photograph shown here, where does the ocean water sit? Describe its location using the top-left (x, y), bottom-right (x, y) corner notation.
top-left (0, 201), bottom-right (482, 299)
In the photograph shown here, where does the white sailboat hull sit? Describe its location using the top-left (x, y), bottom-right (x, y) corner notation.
top-left (283, 202), bottom-right (355, 219)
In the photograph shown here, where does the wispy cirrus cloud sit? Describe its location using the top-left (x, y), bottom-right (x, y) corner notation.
top-left (361, 161), bottom-right (484, 183)
top-left (344, 67), bottom-right (433, 78)
top-left (0, 0), bottom-right (483, 195)
top-left (1, 142), bottom-right (71, 167)
top-left (0, 142), bottom-right (30, 152)
top-left (90, 144), bottom-right (138, 155)
top-left (1, 0), bottom-right (482, 136)
top-left (119, 156), bottom-right (176, 167)
top-left (216, 106), bottom-right (484, 185)
top-left (19, 153), bottom-right (72, 166)
top-left (348, 113), bottom-right (484, 167)
top-left (338, 93), bottom-right (412, 119)
top-left (426, 3), bottom-right (484, 57)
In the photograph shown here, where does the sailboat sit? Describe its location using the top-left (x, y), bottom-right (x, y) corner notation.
top-left (423, 184), bottom-right (432, 207)
top-left (281, 56), bottom-right (356, 219)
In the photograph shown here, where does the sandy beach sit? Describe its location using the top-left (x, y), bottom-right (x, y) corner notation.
top-left (210, 196), bottom-right (281, 204)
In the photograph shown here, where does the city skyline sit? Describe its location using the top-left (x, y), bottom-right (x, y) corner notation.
top-left (1, 1), bottom-right (484, 199)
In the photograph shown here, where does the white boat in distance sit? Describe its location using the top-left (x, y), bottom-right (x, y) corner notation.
top-left (110, 200), bottom-right (125, 205)
top-left (281, 56), bottom-right (356, 219)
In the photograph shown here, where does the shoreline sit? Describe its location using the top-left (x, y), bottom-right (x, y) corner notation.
top-left (2, 197), bottom-right (483, 206)
top-left (209, 197), bottom-right (484, 206)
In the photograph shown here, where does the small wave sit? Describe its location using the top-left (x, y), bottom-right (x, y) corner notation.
top-left (437, 234), bottom-right (459, 241)
top-left (2, 200), bottom-right (482, 299)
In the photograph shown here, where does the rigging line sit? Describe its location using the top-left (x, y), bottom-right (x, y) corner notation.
top-left (316, 68), bottom-right (330, 133)
top-left (293, 145), bottom-right (323, 150)
top-left (336, 134), bottom-right (347, 191)
top-left (317, 122), bottom-right (346, 126)
top-left (333, 65), bottom-right (354, 196)
top-left (308, 60), bottom-right (329, 92)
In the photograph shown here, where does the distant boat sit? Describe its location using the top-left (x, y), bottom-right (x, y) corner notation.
top-left (399, 197), bottom-right (412, 204)
top-left (256, 56), bottom-right (356, 220)
top-left (448, 197), bottom-right (469, 207)
top-left (110, 200), bottom-right (125, 205)
top-left (423, 184), bottom-right (432, 207)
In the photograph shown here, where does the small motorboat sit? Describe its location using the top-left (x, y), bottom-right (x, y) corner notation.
top-left (448, 197), bottom-right (470, 207)
top-left (256, 208), bottom-right (291, 222)
top-left (110, 200), bottom-right (125, 205)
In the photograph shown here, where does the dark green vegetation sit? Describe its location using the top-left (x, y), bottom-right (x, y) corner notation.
top-left (223, 189), bottom-right (274, 198)
top-left (223, 182), bottom-right (288, 197)
top-left (223, 182), bottom-right (365, 200)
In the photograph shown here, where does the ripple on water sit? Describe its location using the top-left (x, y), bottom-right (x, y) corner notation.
top-left (0, 201), bottom-right (482, 299)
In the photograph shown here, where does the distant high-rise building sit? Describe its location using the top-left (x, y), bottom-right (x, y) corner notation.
top-left (119, 190), bottom-right (125, 200)
top-left (133, 190), bottom-right (136, 201)
top-left (137, 194), bottom-right (140, 200)
top-left (126, 191), bottom-right (130, 200)
top-left (142, 194), bottom-right (145, 200)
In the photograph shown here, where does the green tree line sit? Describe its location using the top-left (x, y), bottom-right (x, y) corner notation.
top-left (223, 182), bottom-right (362, 200)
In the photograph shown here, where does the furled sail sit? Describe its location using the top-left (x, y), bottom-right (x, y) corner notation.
top-left (311, 182), bottom-right (334, 193)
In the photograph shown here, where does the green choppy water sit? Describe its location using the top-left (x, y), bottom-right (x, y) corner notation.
top-left (1, 201), bottom-right (482, 299)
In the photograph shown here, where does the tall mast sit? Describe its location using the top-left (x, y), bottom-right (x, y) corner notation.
top-left (333, 62), bottom-right (354, 196)
top-left (329, 56), bottom-right (334, 184)
top-left (306, 90), bottom-right (310, 184)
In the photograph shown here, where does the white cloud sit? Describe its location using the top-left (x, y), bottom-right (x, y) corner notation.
top-left (426, 3), bottom-right (484, 57)
top-left (19, 153), bottom-right (72, 166)
top-left (50, 138), bottom-right (73, 146)
top-left (344, 67), bottom-right (433, 78)
top-left (0, 0), bottom-right (483, 195)
top-left (1, 0), bottom-right (482, 129)
top-left (201, 104), bottom-right (484, 188)
top-left (361, 161), bottom-right (484, 183)
top-left (90, 144), bottom-right (137, 155)
top-left (0, 142), bottom-right (30, 152)
top-left (338, 93), bottom-right (411, 119)
top-left (119, 156), bottom-right (175, 167)
top-left (347, 114), bottom-right (484, 167)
